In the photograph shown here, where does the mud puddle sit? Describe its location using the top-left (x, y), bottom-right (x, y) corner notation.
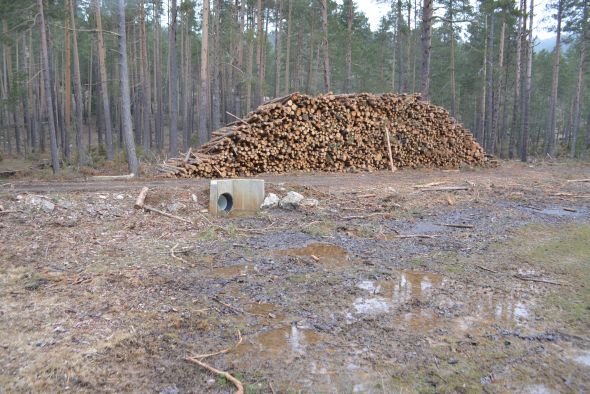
top-left (276, 243), bottom-right (350, 268)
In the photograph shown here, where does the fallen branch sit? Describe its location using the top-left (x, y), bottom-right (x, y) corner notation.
top-left (565, 178), bottom-right (590, 183)
top-left (185, 357), bottom-right (244, 394)
top-left (190, 330), bottom-right (243, 359)
top-left (134, 186), bottom-right (149, 209)
top-left (513, 275), bottom-right (564, 286)
top-left (413, 181), bottom-right (447, 188)
top-left (392, 234), bottom-right (438, 239)
top-left (385, 130), bottom-right (396, 173)
top-left (341, 212), bottom-right (386, 220)
top-left (91, 173), bottom-right (135, 181)
top-left (143, 204), bottom-right (193, 224)
top-left (476, 265), bottom-right (499, 274)
top-left (419, 186), bottom-right (470, 192)
top-left (211, 296), bottom-right (246, 314)
top-left (171, 243), bottom-right (188, 264)
top-left (442, 223), bottom-right (474, 229)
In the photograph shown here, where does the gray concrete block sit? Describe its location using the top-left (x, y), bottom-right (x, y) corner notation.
top-left (209, 179), bottom-right (265, 215)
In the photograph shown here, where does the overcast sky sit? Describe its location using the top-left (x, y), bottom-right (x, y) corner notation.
top-left (353, 0), bottom-right (555, 40)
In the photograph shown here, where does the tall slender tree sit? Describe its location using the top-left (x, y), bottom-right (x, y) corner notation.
top-left (198, 0), bottom-right (210, 145)
top-left (169, 0), bottom-right (179, 156)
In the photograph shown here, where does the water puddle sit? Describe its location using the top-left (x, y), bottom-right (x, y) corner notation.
top-left (541, 207), bottom-right (578, 217)
top-left (205, 264), bottom-right (250, 278)
top-left (234, 325), bottom-right (322, 360)
top-left (276, 243), bottom-right (350, 268)
top-left (351, 270), bottom-right (530, 332)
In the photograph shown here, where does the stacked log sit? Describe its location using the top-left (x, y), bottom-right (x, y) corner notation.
top-left (159, 92), bottom-right (487, 178)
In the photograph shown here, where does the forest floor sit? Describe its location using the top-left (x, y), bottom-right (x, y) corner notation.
top-left (0, 161), bottom-right (589, 393)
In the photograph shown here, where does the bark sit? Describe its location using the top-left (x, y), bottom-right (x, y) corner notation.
top-left (397, 0), bottom-right (405, 91)
top-left (198, 0), bottom-right (210, 146)
top-left (320, 0), bottom-right (330, 93)
top-left (420, 0), bottom-right (433, 99)
top-left (570, 0), bottom-right (587, 157)
top-left (491, 19), bottom-right (506, 156)
top-left (38, 0), bottom-right (60, 173)
top-left (284, 0), bottom-right (292, 95)
top-left (3, 19), bottom-right (22, 155)
top-left (94, 0), bottom-right (114, 160)
top-left (448, 0), bottom-right (456, 117)
top-left (294, 21), bottom-right (303, 91)
top-left (235, 0), bottom-right (245, 116)
top-left (484, 13), bottom-right (495, 152)
top-left (169, 0), bottom-right (179, 155)
top-left (117, 0), bottom-right (139, 174)
top-left (69, 0), bottom-right (87, 165)
top-left (246, 12), bottom-right (254, 112)
top-left (545, 0), bottom-right (562, 156)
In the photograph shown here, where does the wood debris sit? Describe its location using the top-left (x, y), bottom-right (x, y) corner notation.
top-left (160, 92), bottom-right (487, 178)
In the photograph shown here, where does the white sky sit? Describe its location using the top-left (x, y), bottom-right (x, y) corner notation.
top-left (354, 0), bottom-right (555, 40)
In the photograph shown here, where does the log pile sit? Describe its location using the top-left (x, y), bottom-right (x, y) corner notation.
top-left (159, 92), bottom-right (487, 178)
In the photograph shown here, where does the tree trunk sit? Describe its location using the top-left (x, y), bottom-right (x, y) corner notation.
top-left (491, 19), bottom-right (506, 156)
top-left (38, 0), bottom-right (60, 173)
top-left (484, 13), bottom-right (495, 152)
top-left (397, 0), bottom-right (405, 91)
top-left (69, 0), bottom-right (87, 165)
top-left (545, 0), bottom-right (562, 156)
top-left (246, 12), bottom-right (254, 112)
top-left (570, 0), bottom-right (587, 157)
top-left (274, 0), bottom-right (282, 97)
top-left (168, 0), bottom-right (179, 155)
top-left (94, 0), bottom-right (114, 160)
top-left (448, 0), bottom-right (456, 117)
top-left (255, 0), bottom-right (263, 106)
top-left (509, 0), bottom-right (524, 159)
top-left (198, 0), bottom-right (210, 146)
top-left (320, 0), bottom-right (330, 93)
top-left (211, 0), bottom-right (221, 132)
top-left (345, 0), bottom-right (353, 93)
top-left (139, 0), bottom-right (152, 152)
top-left (420, 0), bottom-right (433, 99)
top-left (154, 0), bottom-right (164, 151)
top-left (520, 0), bottom-right (533, 162)
top-left (117, 0), bottom-right (139, 174)
top-left (64, 3), bottom-right (72, 160)
top-left (284, 0), bottom-right (292, 95)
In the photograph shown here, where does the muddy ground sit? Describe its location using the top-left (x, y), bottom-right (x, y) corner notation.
top-left (0, 162), bottom-right (589, 393)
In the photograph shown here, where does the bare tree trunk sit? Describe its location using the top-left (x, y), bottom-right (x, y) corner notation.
top-left (246, 12), bottom-right (254, 112)
top-left (509, 0), bottom-right (524, 159)
top-left (545, 0), bottom-right (562, 156)
top-left (153, 0), bottom-right (164, 151)
top-left (198, 0), bottom-right (210, 146)
top-left (520, 0), bottom-right (533, 162)
top-left (491, 19), bottom-right (506, 155)
top-left (255, 0), bottom-right (264, 106)
top-left (344, 0), bottom-right (353, 93)
top-left (235, 0), bottom-right (245, 116)
top-left (294, 21), bottom-right (303, 91)
top-left (3, 19), bottom-right (22, 155)
top-left (64, 2), bottom-right (72, 160)
top-left (38, 0), bottom-right (60, 173)
top-left (420, 0), bottom-right (433, 99)
top-left (284, 0), bottom-right (292, 95)
top-left (484, 13), bottom-right (495, 152)
top-left (69, 0), bottom-right (87, 165)
top-left (397, 0), bottom-right (405, 91)
top-left (168, 0), bottom-right (179, 155)
top-left (448, 0), bottom-right (456, 117)
top-left (94, 0), bottom-right (114, 160)
top-left (274, 0), bottom-right (283, 97)
top-left (139, 0), bottom-right (152, 152)
top-left (570, 0), bottom-right (587, 157)
top-left (211, 0), bottom-right (221, 132)
top-left (320, 0), bottom-right (330, 93)
top-left (117, 0), bottom-right (139, 174)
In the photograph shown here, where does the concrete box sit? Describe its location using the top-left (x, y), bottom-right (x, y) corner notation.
top-left (209, 179), bottom-right (265, 215)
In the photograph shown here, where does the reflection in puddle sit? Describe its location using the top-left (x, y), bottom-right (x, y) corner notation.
top-left (352, 270), bottom-right (530, 331)
top-left (235, 325), bottom-right (321, 359)
top-left (277, 243), bottom-right (349, 268)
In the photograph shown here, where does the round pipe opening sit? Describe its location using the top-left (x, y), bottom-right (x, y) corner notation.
top-left (217, 193), bottom-right (234, 213)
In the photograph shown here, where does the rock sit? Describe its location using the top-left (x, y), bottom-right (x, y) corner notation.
top-left (166, 202), bottom-right (186, 213)
top-left (260, 193), bottom-right (280, 209)
top-left (114, 194), bottom-right (125, 200)
top-left (28, 196), bottom-right (55, 212)
top-left (159, 386), bottom-right (179, 394)
top-left (279, 191), bottom-right (304, 209)
top-left (300, 198), bottom-right (319, 208)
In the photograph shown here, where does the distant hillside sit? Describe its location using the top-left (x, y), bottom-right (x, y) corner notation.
top-left (536, 34), bottom-right (572, 53)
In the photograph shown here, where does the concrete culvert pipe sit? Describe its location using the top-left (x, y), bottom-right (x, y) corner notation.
top-left (217, 193), bottom-right (233, 213)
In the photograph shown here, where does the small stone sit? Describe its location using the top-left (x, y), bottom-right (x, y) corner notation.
top-left (159, 386), bottom-right (179, 394)
top-left (260, 193), bottom-right (280, 209)
top-left (279, 191), bottom-right (304, 209)
top-left (300, 198), bottom-right (319, 208)
top-left (166, 202), bottom-right (186, 213)
top-left (191, 194), bottom-right (198, 202)
top-left (114, 194), bottom-right (125, 200)
top-left (206, 379), bottom-right (216, 386)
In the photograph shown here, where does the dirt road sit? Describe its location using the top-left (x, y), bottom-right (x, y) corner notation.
top-left (1, 162), bottom-right (589, 393)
